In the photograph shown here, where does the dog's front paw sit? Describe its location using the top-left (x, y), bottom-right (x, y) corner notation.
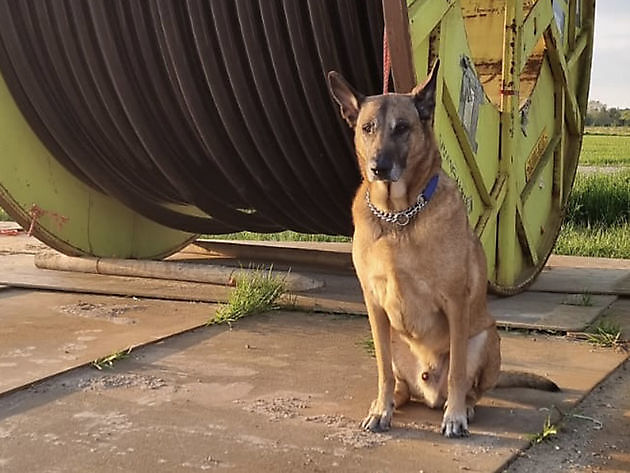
top-left (361, 400), bottom-right (394, 432)
top-left (441, 410), bottom-right (469, 438)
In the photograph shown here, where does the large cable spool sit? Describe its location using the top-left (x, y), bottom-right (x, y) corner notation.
top-left (0, 0), bottom-right (594, 292)
top-left (386, 0), bottom-right (594, 293)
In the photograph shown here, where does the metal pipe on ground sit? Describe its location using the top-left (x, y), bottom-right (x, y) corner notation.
top-left (34, 252), bottom-right (324, 292)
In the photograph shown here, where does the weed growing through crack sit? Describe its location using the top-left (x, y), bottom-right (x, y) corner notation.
top-left (208, 269), bottom-right (286, 327)
top-left (357, 336), bottom-right (375, 358)
top-left (92, 347), bottom-right (132, 370)
top-left (562, 293), bottom-right (593, 307)
top-left (528, 415), bottom-right (558, 445)
top-left (585, 321), bottom-right (624, 349)
top-left (577, 293), bottom-right (593, 307)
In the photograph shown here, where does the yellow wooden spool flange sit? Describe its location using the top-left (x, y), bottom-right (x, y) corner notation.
top-left (385, 0), bottom-right (595, 293)
top-left (0, 72), bottom-right (196, 260)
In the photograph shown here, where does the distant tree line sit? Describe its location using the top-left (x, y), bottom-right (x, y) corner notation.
top-left (586, 100), bottom-right (630, 126)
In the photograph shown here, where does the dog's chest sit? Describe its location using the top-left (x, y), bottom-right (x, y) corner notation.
top-left (357, 243), bottom-right (444, 339)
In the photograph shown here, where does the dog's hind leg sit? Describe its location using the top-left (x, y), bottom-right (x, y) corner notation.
top-left (440, 295), bottom-right (471, 438)
top-left (394, 378), bottom-right (411, 408)
top-left (391, 330), bottom-right (414, 409)
top-left (464, 326), bottom-right (501, 422)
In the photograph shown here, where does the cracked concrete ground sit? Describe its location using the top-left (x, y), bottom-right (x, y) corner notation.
top-left (0, 231), bottom-right (628, 472)
top-left (0, 309), bottom-right (627, 473)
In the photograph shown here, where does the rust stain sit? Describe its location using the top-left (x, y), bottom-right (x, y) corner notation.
top-left (28, 204), bottom-right (70, 235)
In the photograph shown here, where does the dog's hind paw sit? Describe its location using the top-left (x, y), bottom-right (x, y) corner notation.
top-left (361, 401), bottom-right (394, 432)
top-left (441, 411), bottom-right (470, 438)
top-left (466, 406), bottom-right (475, 422)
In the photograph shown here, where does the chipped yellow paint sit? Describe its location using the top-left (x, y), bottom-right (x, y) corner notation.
top-left (0, 72), bottom-right (196, 259)
top-left (406, 0), bottom-right (594, 293)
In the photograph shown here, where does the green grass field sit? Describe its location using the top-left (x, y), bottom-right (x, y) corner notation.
top-left (564, 169), bottom-right (630, 227)
top-left (580, 127), bottom-right (630, 166)
top-left (556, 134), bottom-right (630, 258)
top-left (206, 230), bottom-right (350, 243)
top-left (555, 222), bottom-right (630, 259)
top-left (0, 207), bottom-right (9, 221)
top-left (584, 126), bottom-right (630, 136)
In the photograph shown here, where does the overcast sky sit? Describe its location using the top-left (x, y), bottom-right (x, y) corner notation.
top-left (590, 0), bottom-right (630, 108)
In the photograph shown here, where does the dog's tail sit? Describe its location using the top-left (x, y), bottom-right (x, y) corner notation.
top-left (496, 370), bottom-right (560, 392)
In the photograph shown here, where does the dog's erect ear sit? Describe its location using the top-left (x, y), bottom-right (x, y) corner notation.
top-left (327, 71), bottom-right (364, 128)
top-left (411, 59), bottom-right (440, 121)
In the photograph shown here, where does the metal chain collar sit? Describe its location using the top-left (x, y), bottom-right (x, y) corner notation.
top-left (365, 190), bottom-right (428, 226)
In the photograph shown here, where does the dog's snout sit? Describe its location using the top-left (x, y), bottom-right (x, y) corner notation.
top-left (371, 164), bottom-right (390, 178)
top-left (370, 153), bottom-right (393, 179)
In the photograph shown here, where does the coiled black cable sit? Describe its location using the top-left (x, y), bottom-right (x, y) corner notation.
top-left (0, 0), bottom-right (384, 235)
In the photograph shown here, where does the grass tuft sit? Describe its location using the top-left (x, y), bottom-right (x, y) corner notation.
top-left (585, 321), bottom-right (625, 349)
top-left (356, 336), bottom-right (375, 358)
top-left (527, 415), bottom-right (558, 445)
top-left (0, 206), bottom-right (10, 221)
top-left (208, 269), bottom-right (286, 327)
top-left (561, 293), bottom-right (593, 307)
top-left (91, 347), bottom-right (132, 370)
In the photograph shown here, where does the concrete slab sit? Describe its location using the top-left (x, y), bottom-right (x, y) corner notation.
top-left (0, 311), bottom-right (625, 473)
top-left (0, 232), bottom-right (46, 255)
top-left (1, 253), bottom-right (622, 332)
top-left (547, 254), bottom-right (630, 270)
top-left (0, 288), bottom-right (216, 395)
top-left (488, 292), bottom-right (617, 331)
top-left (0, 222), bottom-right (22, 232)
top-left (598, 297), bottom-right (630, 340)
top-left (614, 274), bottom-right (630, 295)
top-left (3, 233), bottom-right (630, 334)
top-left (530, 266), bottom-right (630, 296)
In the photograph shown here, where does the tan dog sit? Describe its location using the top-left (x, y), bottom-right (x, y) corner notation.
top-left (328, 61), bottom-right (557, 438)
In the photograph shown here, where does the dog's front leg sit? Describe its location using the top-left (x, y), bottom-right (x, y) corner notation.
top-left (361, 299), bottom-right (395, 432)
top-left (441, 296), bottom-right (470, 438)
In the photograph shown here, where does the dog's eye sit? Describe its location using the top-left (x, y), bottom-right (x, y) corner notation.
top-left (393, 121), bottom-right (409, 135)
top-left (362, 121), bottom-right (375, 135)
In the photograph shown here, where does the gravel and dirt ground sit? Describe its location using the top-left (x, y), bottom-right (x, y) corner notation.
top-left (506, 357), bottom-right (629, 473)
